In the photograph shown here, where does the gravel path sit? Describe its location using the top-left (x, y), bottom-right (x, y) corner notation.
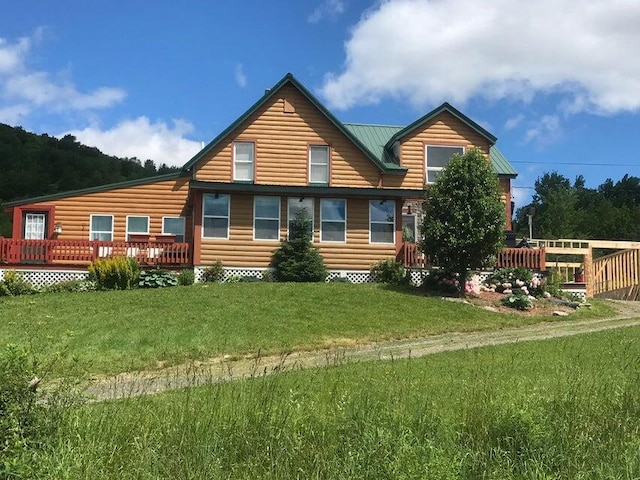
top-left (87, 300), bottom-right (640, 401)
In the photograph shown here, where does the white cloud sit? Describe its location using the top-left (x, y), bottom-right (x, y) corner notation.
top-left (0, 103), bottom-right (31, 125)
top-left (0, 31), bottom-right (125, 119)
top-left (308, 0), bottom-right (345, 23)
top-left (504, 114), bottom-right (524, 131)
top-left (524, 115), bottom-right (562, 145)
top-left (321, 0), bottom-right (640, 115)
top-left (234, 63), bottom-right (247, 88)
top-left (64, 117), bottom-right (202, 167)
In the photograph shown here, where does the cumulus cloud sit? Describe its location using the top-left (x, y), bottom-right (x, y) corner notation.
top-left (321, 0), bottom-right (640, 115)
top-left (525, 115), bottom-right (562, 145)
top-left (64, 117), bottom-right (202, 167)
top-left (308, 0), bottom-right (345, 23)
top-left (0, 31), bottom-right (125, 119)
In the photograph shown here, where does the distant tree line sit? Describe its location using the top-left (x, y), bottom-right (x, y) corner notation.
top-left (0, 123), bottom-right (180, 236)
top-left (514, 172), bottom-right (640, 241)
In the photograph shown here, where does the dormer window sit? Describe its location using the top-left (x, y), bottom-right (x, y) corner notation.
top-left (233, 141), bottom-right (255, 182)
top-left (425, 145), bottom-right (464, 184)
top-left (309, 145), bottom-right (329, 185)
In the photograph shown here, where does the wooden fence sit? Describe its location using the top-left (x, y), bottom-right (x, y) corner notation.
top-left (592, 248), bottom-right (640, 300)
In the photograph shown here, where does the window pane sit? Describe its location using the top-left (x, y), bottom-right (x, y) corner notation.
top-left (321, 199), bottom-right (345, 222)
top-left (203, 218), bottom-right (228, 238)
top-left (310, 146), bottom-right (329, 183)
top-left (370, 201), bottom-right (394, 223)
top-left (310, 164), bottom-right (328, 183)
top-left (371, 223), bottom-right (394, 243)
top-left (203, 194), bottom-right (229, 216)
top-left (255, 196), bottom-right (279, 218)
top-left (427, 170), bottom-right (441, 183)
top-left (255, 219), bottom-right (279, 240)
top-left (163, 217), bottom-right (185, 242)
top-left (234, 162), bottom-right (254, 181)
top-left (427, 146), bottom-right (463, 168)
top-left (127, 216), bottom-right (148, 233)
top-left (92, 232), bottom-right (112, 241)
top-left (321, 222), bottom-right (345, 242)
top-left (235, 142), bottom-right (254, 162)
top-left (92, 215), bottom-right (112, 232)
top-left (402, 215), bottom-right (416, 243)
top-left (310, 146), bottom-right (329, 164)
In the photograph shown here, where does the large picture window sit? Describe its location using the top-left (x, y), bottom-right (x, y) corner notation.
top-left (162, 217), bottom-right (186, 242)
top-left (126, 215), bottom-right (149, 241)
top-left (234, 141), bottom-right (255, 182)
top-left (425, 145), bottom-right (464, 184)
top-left (370, 200), bottom-right (395, 244)
top-left (203, 194), bottom-right (230, 239)
top-left (254, 196), bottom-right (280, 240)
top-left (90, 214), bottom-right (114, 241)
top-left (320, 199), bottom-right (346, 242)
top-left (288, 197), bottom-right (314, 240)
top-left (309, 145), bottom-right (329, 184)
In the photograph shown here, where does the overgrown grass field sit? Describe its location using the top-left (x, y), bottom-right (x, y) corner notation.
top-left (20, 326), bottom-right (640, 479)
top-left (1, 283), bottom-right (614, 376)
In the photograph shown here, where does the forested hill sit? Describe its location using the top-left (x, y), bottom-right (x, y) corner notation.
top-left (0, 123), bottom-right (180, 203)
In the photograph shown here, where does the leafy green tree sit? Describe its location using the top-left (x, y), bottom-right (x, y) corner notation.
top-left (420, 148), bottom-right (505, 294)
top-left (271, 210), bottom-right (327, 282)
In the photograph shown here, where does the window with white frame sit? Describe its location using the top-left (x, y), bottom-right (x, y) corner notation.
top-left (126, 216), bottom-right (150, 241)
top-left (309, 145), bottom-right (329, 184)
top-left (90, 214), bottom-right (114, 241)
top-left (233, 141), bottom-right (255, 182)
top-left (288, 197), bottom-right (314, 240)
top-left (203, 194), bottom-right (230, 239)
top-left (370, 200), bottom-right (395, 244)
top-left (254, 196), bottom-right (280, 240)
top-left (24, 213), bottom-right (46, 240)
top-left (162, 216), bottom-right (186, 242)
top-left (425, 145), bottom-right (464, 184)
top-left (320, 199), bottom-right (346, 242)
top-left (401, 214), bottom-right (417, 243)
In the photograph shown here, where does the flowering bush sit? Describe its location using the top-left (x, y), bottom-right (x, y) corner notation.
top-left (485, 267), bottom-right (544, 297)
top-left (465, 275), bottom-right (481, 295)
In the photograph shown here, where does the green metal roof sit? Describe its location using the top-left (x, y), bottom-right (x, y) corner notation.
top-left (3, 171), bottom-right (187, 208)
top-left (489, 146), bottom-right (518, 177)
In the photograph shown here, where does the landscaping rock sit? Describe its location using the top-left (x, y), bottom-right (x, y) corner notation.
top-left (553, 311), bottom-right (570, 316)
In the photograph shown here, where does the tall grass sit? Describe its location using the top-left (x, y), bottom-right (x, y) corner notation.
top-left (23, 326), bottom-right (640, 479)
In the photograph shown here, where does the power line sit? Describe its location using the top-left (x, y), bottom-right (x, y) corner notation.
top-left (511, 161), bottom-right (639, 167)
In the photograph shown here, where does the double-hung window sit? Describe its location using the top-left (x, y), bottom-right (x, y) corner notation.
top-left (126, 215), bottom-right (149, 241)
top-left (309, 145), bottom-right (329, 184)
top-left (254, 196), bottom-right (280, 240)
top-left (370, 200), bottom-right (395, 244)
top-left (425, 145), bottom-right (464, 184)
top-left (234, 141), bottom-right (255, 182)
top-left (162, 216), bottom-right (186, 242)
top-left (90, 214), bottom-right (114, 241)
top-left (288, 197), bottom-right (314, 240)
top-left (320, 199), bottom-right (346, 242)
top-left (203, 194), bottom-right (230, 239)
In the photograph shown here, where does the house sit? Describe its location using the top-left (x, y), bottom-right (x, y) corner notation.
top-left (1, 73), bottom-right (517, 284)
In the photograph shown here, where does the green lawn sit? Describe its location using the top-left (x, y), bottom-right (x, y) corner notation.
top-left (20, 325), bottom-right (640, 479)
top-left (1, 283), bottom-right (615, 376)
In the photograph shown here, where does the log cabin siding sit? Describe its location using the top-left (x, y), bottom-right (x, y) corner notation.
top-left (199, 194), bottom-right (397, 269)
top-left (194, 85), bottom-right (381, 188)
top-left (26, 178), bottom-right (192, 241)
top-left (394, 111), bottom-right (492, 189)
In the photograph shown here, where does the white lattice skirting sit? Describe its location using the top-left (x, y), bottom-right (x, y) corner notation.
top-left (0, 268), bottom-right (88, 289)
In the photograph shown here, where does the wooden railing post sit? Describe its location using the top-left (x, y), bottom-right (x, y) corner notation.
top-left (584, 248), bottom-right (593, 298)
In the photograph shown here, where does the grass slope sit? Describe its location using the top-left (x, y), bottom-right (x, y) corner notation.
top-left (1, 283), bottom-right (614, 376)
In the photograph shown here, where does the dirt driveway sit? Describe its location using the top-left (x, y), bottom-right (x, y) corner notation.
top-left (87, 300), bottom-right (640, 401)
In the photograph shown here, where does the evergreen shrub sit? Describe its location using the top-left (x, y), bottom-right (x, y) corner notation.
top-left (88, 257), bottom-right (140, 290)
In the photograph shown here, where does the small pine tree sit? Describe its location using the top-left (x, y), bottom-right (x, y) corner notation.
top-left (271, 211), bottom-right (328, 282)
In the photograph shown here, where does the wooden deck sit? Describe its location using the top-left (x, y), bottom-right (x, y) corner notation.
top-left (0, 238), bottom-right (191, 268)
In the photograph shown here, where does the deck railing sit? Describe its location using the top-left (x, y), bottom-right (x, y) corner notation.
top-left (0, 238), bottom-right (190, 267)
top-left (399, 242), bottom-right (546, 271)
top-left (592, 248), bottom-right (640, 298)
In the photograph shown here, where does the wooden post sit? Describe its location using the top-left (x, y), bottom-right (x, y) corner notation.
top-left (584, 247), bottom-right (593, 298)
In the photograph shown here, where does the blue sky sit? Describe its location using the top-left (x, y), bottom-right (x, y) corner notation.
top-left (1, 0), bottom-right (639, 211)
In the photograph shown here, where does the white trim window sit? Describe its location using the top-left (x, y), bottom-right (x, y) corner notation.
top-left (90, 214), bottom-right (114, 241)
top-left (233, 141), bottom-right (255, 182)
top-left (24, 213), bottom-right (46, 240)
top-left (425, 145), bottom-right (464, 184)
top-left (162, 216), bottom-right (186, 242)
top-left (254, 196), bottom-right (280, 241)
top-left (309, 145), bottom-right (329, 184)
top-left (126, 215), bottom-right (150, 241)
top-left (320, 198), bottom-right (346, 242)
top-left (203, 194), bottom-right (230, 239)
top-left (287, 197), bottom-right (314, 240)
top-left (402, 214), bottom-right (417, 243)
top-left (370, 200), bottom-right (395, 244)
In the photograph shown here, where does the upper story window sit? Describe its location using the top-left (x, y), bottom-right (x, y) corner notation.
top-left (320, 198), bottom-right (346, 242)
top-left (162, 216), bottom-right (186, 243)
top-left (425, 145), bottom-right (464, 184)
top-left (90, 214), bottom-right (114, 241)
top-left (370, 200), bottom-right (395, 244)
top-left (288, 197), bottom-right (314, 240)
top-left (233, 141), bottom-right (255, 182)
top-left (254, 196), bottom-right (280, 241)
top-left (203, 194), bottom-right (230, 239)
top-left (126, 215), bottom-right (150, 241)
top-left (309, 145), bottom-right (329, 185)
